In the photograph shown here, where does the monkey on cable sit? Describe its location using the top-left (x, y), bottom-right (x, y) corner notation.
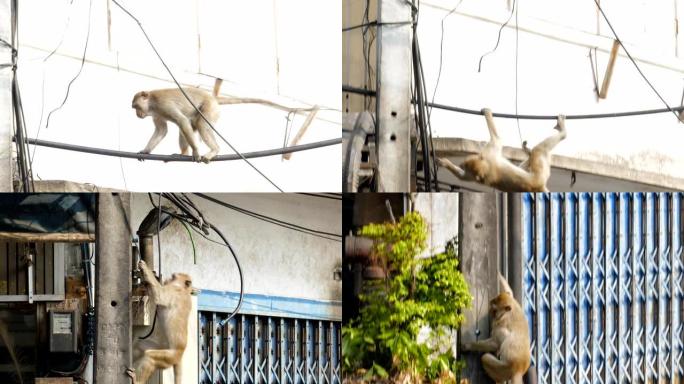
top-left (132, 82), bottom-right (316, 163)
top-left (127, 260), bottom-right (195, 384)
top-left (437, 108), bottom-right (566, 192)
top-left (461, 274), bottom-right (531, 384)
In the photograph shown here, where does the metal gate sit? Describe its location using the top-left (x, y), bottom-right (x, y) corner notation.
top-left (199, 312), bottom-right (341, 384)
top-left (520, 193), bottom-right (684, 384)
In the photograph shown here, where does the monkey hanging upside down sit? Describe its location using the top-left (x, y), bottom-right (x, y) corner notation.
top-left (461, 274), bottom-right (531, 384)
top-left (438, 108), bottom-right (566, 192)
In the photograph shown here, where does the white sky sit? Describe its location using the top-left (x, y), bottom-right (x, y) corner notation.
top-left (16, 0), bottom-right (341, 192)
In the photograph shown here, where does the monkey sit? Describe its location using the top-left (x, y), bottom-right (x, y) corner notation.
top-left (132, 86), bottom-right (317, 163)
top-left (461, 274), bottom-right (530, 384)
top-left (127, 260), bottom-right (194, 384)
top-left (132, 88), bottom-right (222, 163)
top-left (437, 108), bottom-right (566, 192)
top-left (0, 318), bottom-right (23, 384)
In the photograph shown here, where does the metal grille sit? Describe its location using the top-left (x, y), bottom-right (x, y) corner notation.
top-left (520, 193), bottom-right (684, 384)
top-left (199, 312), bottom-right (341, 384)
top-left (0, 241), bottom-right (65, 302)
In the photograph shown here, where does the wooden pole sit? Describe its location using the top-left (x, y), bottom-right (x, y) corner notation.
top-left (599, 39), bottom-right (621, 99)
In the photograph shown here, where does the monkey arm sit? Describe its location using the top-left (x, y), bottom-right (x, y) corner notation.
top-left (437, 157), bottom-right (468, 179)
top-left (141, 117), bottom-right (168, 153)
top-left (138, 261), bottom-right (170, 306)
top-left (462, 337), bottom-right (499, 353)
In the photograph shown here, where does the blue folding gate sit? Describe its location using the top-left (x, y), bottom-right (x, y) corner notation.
top-left (199, 312), bottom-right (341, 384)
top-left (520, 193), bottom-right (684, 384)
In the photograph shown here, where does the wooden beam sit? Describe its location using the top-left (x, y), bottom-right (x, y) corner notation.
top-left (599, 39), bottom-right (621, 99)
top-left (0, 232), bottom-right (95, 242)
top-left (95, 193), bottom-right (132, 384)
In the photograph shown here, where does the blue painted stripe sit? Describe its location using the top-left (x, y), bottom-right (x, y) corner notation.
top-left (198, 289), bottom-right (342, 321)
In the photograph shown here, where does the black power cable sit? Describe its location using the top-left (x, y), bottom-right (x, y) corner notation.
top-left (16, 136), bottom-right (342, 161)
top-left (149, 194), bottom-right (244, 325)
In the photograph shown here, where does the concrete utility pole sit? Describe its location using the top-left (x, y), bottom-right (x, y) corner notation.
top-left (95, 193), bottom-right (132, 384)
top-left (459, 193), bottom-right (500, 384)
top-left (375, 0), bottom-right (412, 192)
top-left (0, 0), bottom-right (13, 192)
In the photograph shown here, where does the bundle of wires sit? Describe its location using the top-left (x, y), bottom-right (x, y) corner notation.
top-left (8, 0), bottom-right (34, 192)
top-left (148, 193), bottom-right (244, 325)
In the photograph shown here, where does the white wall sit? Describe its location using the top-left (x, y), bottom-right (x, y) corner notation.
top-left (130, 193), bottom-right (342, 309)
top-left (16, 0), bottom-right (341, 191)
top-left (413, 193), bottom-right (459, 258)
top-left (417, 0), bottom-right (684, 179)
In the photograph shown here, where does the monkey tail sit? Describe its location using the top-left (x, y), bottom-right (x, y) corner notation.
top-left (498, 273), bottom-right (513, 295)
top-left (215, 97), bottom-right (315, 113)
top-left (0, 319), bottom-right (24, 384)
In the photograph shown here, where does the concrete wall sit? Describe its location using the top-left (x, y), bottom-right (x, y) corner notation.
top-left (130, 193), bottom-right (342, 318)
top-left (412, 193), bottom-right (459, 257)
top-left (14, 0), bottom-right (341, 191)
top-left (343, 0), bottom-right (684, 183)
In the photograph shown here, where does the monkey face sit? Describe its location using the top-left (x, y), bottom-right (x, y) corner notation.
top-left (132, 91), bottom-right (150, 119)
top-left (489, 293), bottom-right (513, 322)
top-left (463, 156), bottom-right (489, 183)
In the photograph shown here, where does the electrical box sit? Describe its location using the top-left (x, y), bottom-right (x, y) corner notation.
top-left (49, 310), bottom-right (78, 353)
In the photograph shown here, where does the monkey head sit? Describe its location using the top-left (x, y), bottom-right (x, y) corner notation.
top-left (462, 155), bottom-right (490, 183)
top-left (132, 91), bottom-right (150, 119)
top-left (489, 292), bottom-right (516, 325)
top-left (165, 272), bottom-right (196, 294)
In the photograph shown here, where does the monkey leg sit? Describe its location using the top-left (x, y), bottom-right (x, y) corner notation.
top-left (135, 348), bottom-right (181, 384)
top-left (178, 133), bottom-right (190, 156)
top-left (194, 102), bottom-right (220, 163)
top-left (481, 353), bottom-right (515, 383)
top-left (481, 108), bottom-right (502, 150)
top-left (170, 113), bottom-right (201, 162)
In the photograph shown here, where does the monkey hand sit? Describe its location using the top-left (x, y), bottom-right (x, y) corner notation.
top-left (436, 157), bottom-right (451, 168)
top-left (126, 368), bottom-right (137, 383)
top-left (138, 260), bottom-right (148, 272)
top-left (461, 341), bottom-right (473, 351)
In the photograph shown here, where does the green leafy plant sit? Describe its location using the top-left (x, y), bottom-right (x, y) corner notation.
top-left (343, 212), bottom-right (472, 383)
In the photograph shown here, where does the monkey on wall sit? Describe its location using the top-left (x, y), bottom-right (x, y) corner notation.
top-left (127, 260), bottom-right (194, 384)
top-left (437, 108), bottom-right (566, 192)
top-left (461, 274), bottom-right (530, 384)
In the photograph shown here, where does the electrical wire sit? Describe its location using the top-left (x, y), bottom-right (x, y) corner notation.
top-left (44, 0), bottom-right (92, 131)
top-left (194, 193), bottom-right (342, 241)
top-left (111, 0), bottom-right (283, 192)
top-left (17, 136), bottom-right (342, 161)
top-left (343, 85), bottom-right (684, 120)
top-left (477, 0), bottom-right (517, 73)
top-left (593, 0), bottom-right (684, 123)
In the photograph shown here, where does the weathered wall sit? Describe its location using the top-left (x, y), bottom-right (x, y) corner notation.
top-left (14, 0), bottom-right (341, 191)
top-left (413, 192), bottom-right (459, 257)
top-left (130, 193), bottom-right (343, 319)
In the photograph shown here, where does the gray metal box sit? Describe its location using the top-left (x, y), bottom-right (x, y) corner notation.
top-left (49, 310), bottom-right (78, 353)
